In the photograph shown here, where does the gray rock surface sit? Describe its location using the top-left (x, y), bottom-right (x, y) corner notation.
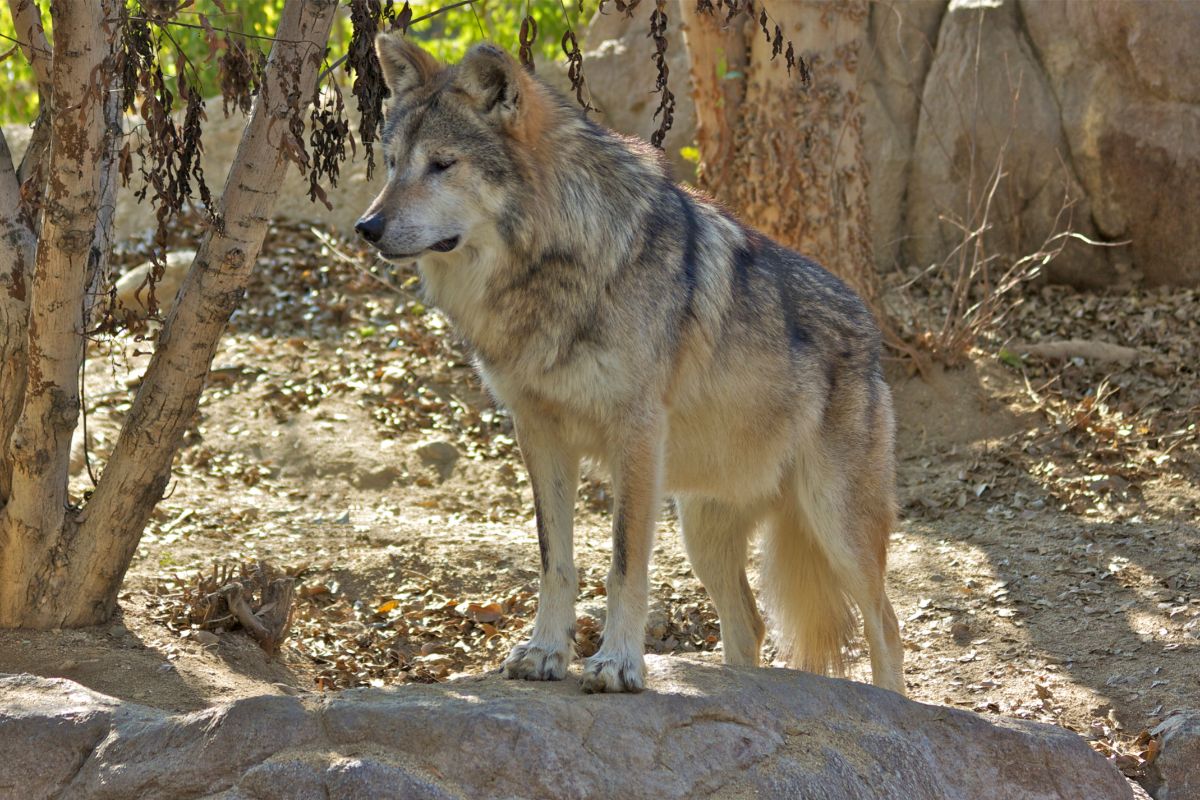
top-left (1, 656), bottom-right (1133, 800)
top-left (1144, 710), bottom-right (1200, 800)
top-left (904, 0), bottom-right (1110, 287)
top-left (862, 0), bottom-right (946, 274)
top-left (1019, 0), bottom-right (1200, 287)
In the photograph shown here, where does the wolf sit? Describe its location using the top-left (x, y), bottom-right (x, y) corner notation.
top-left (356, 34), bottom-right (905, 695)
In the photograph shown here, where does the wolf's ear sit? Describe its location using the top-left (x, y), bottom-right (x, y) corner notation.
top-left (454, 43), bottom-right (525, 127)
top-left (375, 34), bottom-right (441, 100)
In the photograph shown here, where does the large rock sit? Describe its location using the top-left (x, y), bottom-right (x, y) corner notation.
top-left (904, 0), bottom-right (1111, 287)
top-left (1143, 710), bottom-right (1200, 800)
top-left (862, 0), bottom-right (945, 272)
top-left (1019, 0), bottom-right (1200, 286)
top-left (0, 657), bottom-right (1134, 800)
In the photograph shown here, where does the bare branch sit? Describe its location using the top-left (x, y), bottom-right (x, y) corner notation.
top-left (6, 0), bottom-right (53, 96)
top-left (0, 0), bottom-right (120, 624)
top-left (72, 0), bottom-right (340, 623)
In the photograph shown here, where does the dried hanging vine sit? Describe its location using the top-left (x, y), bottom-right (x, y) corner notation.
top-left (518, 12), bottom-right (539, 72)
top-left (345, 0), bottom-right (398, 179)
top-left (648, 0), bottom-right (675, 147)
top-left (596, 0), bottom-right (809, 149)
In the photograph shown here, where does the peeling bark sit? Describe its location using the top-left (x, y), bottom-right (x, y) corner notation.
top-left (64, 0), bottom-right (339, 625)
top-left (0, 0), bottom-right (339, 627)
top-left (0, 128), bottom-right (36, 506)
top-left (679, 4), bottom-right (751, 197)
top-left (0, 0), bottom-right (120, 626)
top-left (682, 2), bottom-right (879, 309)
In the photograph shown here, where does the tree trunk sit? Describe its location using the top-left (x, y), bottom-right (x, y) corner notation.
top-left (0, 0), bottom-right (339, 627)
top-left (680, 1), bottom-right (878, 308)
top-left (0, 0), bottom-right (121, 625)
top-left (0, 129), bottom-right (36, 504)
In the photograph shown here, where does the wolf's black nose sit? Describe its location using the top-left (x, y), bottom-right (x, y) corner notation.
top-left (355, 214), bottom-right (385, 244)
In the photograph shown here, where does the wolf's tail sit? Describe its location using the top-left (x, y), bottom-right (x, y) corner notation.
top-left (760, 495), bottom-right (858, 675)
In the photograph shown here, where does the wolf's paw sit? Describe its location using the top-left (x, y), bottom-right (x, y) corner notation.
top-left (580, 649), bottom-right (646, 693)
top-left (502, 641), bottom-right (571, 681)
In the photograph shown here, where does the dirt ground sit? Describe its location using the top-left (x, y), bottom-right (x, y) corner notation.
top-left (1, 222), bottom-right (1196, 784)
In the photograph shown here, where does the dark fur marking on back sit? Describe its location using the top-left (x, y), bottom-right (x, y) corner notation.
top-left (731, 243), bottom-right (755, 295)
top-left (772, 267), bottom-right (812, 359)
top-left (673, 186), bottom-right (699, 315)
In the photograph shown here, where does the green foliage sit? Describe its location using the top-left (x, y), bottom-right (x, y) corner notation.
top-left (0, 1), bottom-right (592, 125)
top-left (408, 0), bottom-right (582, 64)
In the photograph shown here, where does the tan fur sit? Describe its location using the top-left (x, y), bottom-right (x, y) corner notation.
top-left (360, 37), bottom-right (905, 695)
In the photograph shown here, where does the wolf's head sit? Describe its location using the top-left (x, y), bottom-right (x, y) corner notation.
top-left (356, 37), bottom-right (544, 265)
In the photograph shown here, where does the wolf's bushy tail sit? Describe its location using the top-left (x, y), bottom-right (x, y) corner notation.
top-left (760, 499), bottom-right (858, 675)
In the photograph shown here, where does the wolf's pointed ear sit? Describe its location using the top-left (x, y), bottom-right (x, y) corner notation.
top-left (375, 34), bottom-right (441, 100)
top-left (454, 43), bottom-right (526, 127)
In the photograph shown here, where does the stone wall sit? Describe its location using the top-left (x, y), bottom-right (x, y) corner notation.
top-left (587, 0), bottom-right (1200, 287)
top-left (5, 0), bottom-right (1194, 286)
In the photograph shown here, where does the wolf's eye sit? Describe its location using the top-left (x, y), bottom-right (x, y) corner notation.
top-left (429, 157), bottom-right (457, 174)
top-left (385, 155), bottom-right (396, 171)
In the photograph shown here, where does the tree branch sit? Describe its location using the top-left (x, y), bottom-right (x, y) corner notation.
top-left (0, 128), bottom-right (36, 507)
top-left (72, 0), bottom-right (340, 622)
top-left (0, 0), bottom-right (119, 623)
top-left (6, 0), bottom-right (53, 97)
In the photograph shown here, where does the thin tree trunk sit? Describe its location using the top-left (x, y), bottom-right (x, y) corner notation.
top-left (679, 4), bottom-right (751, 197)
top-left (0, 0), bottom-right (50, 503)
top-left (7, 0), bottom-right (54, 195)
top-left (63, 0), bottom-right (339, 625)
top-left (0, 0), bottom-right (120, 624)
top-left (0, 129), bottom-right (35, 505)
top-left (682, 2), bottom-right (878, 308)
top-left (8, 0), bottom-right (53, 99)
top-left (0, 0), bottom-right (338, 627)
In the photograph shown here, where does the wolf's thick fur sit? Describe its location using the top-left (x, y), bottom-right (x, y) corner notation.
top-left (358, 37), bottom-right (904, 694)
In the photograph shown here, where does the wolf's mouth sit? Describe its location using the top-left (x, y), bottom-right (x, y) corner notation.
top-left (378, 236), bottom-right (462, 261)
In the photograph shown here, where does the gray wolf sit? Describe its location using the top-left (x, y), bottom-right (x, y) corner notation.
top-left (356, 35), bottom-right (905, 695)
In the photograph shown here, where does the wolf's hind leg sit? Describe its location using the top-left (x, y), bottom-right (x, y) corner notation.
top-left (840, 473), bottom-right (905, 695)
top-left (503, 418), bottom-right (580, 682)
top-left (678, 498), bottom-right (765, 666)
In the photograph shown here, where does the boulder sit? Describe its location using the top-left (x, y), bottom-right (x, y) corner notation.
top-left (1143, 710), bottom-right (1200, 800)
top-left (0, 657), bottom-right (1135, 800)
top-left (1019, 0), bottom-right (1200, 286)
top-left (904, 0), bottom-right (1111, 287)
top-left (862, 0), bottom-right (945, 272)
top-left (112, 249), bottom-right (195, 318)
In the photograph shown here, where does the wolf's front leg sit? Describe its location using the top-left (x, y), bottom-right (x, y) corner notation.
top-left (582, 415), bottom-right (665, 693)
top-left (502, 416), bottom-right (580, 681)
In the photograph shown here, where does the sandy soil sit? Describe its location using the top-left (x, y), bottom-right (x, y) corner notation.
top-left (1, 223), bottom-right (1196, 785)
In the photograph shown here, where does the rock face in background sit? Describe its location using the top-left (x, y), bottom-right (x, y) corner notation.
top-left (0, 658), bottom-right (1136, 800)
top-left (1018, 0), bottom-right (1200, 287)
top-left (860, 0), bottom-right (1200, 286)
top-left (540, 2), bottom-right (697, 183)
top-left (900, 0), bottom-right (1108, 287)
top-left (570, 0), bottom-right (1200, 287)
top-left (4, 0), bottom-right (1194, 286)
top-left (861, 0), bottom-right (945, 279)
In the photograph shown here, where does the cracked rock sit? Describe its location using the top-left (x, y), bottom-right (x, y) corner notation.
top-left (0, 657), bottom-right (1134, 800)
